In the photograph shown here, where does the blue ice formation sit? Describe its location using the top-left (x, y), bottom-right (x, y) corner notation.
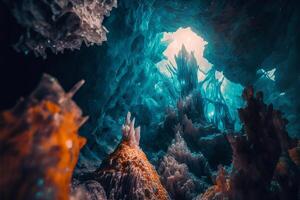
top-left (156, 28), bottom-right (244, 131)
top-left (74, 0), bottom-right (298, 173)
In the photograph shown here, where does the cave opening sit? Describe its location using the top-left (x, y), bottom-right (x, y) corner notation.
top-left (155, 27), bottom-right (244, 131)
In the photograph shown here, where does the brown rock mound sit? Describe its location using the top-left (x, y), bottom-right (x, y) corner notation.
top-left (95, 112), bottom-right (169, 200)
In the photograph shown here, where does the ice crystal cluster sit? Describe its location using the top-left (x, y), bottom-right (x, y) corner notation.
top-left (6, 0), bottom-right (117, 57)
top-left (121, 112), bottom-right (141, 147)
top-left (159, 132), bottom-right (211, 200)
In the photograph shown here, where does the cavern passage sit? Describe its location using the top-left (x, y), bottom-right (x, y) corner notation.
top-left (0, 0), bottom-right (300, 200)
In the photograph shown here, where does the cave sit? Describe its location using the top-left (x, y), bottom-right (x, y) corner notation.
top-left (0, 0), bottom-right (300, 200)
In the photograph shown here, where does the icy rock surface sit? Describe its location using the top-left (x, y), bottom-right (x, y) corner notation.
top-left (71, 180), bottom-right (107, 200)
top-left (0, 74), bottom-right (87, 200)
top-left (70, 1), bottom-right (300, 170)
top-left (76, 0), bottom-right (175, 170)
top-left (5, 0), bottom-right (117, 57)
top-left (150, 94), bottom-right (232, 170)
top-left (158, 132), bottom-right (211, 200)
top-left (94, 112), bottom-right (169, 200)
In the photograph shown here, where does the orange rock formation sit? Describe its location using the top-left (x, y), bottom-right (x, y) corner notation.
top-left (96, 112), bottom-right (169, 200)
top-left (0, 74), bottom-right (87, 200)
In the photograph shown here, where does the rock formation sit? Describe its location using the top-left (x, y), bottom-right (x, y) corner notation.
top-left (4, 0), bottom-right (117, 57)
top-left (0, 74), bottom-right (87, 200)
top-left (71, 180), bottom-right (107, 200)
top-left (95, 112), bottom-right (169, 200)
top-left (158, 132), bottom-right (211, 200)
top-left (201, 86), bottom-right (300, 200)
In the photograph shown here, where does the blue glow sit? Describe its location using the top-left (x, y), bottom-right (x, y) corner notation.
top-left (156, 27), bottom-right (244, 131)
top-left (257, 68), bottom-right (276, 81)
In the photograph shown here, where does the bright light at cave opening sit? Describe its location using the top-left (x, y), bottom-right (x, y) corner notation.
top-left (157, 27), bottom-right (212, 80)
top-left (156, 27), bottom-right (244, 131)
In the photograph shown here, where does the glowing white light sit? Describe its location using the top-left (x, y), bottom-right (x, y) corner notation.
top-left (162, 27), bottom-right (212, 72)
top-left (279, 92), bottom-right (285, 96)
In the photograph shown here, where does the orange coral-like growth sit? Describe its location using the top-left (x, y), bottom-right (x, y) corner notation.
top-left (0, 74), bottom-right (87, 200)
top-left (96, 112), bottom-right (169, 200)
top-left (101, 141), bottom-right (169, 199)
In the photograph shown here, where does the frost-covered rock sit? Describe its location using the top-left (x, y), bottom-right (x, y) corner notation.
top-left (158, 132), bottom-right (211, 200)
top-left (159, 155), bottom-right (201, 200)
top-left (167, 132), bottom-right (211, 179)
top-left (5, 0), bottom-right (117, 57)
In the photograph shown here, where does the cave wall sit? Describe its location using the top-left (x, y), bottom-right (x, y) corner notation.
top-left (1, 0), bottom-right (300, 171)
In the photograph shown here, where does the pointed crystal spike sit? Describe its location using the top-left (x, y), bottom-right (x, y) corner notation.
top-left (67, 80), bottom-right (85, 98)
top-left (78, 116), bottom-right (89, 127)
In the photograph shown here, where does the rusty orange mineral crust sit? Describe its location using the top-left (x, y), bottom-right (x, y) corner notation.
top-left (96, 112), bottom-right (169, 200)
top-left (0, 74), bottom-right (87, 200)
top-left (99, 141), bottom-right (169, 199)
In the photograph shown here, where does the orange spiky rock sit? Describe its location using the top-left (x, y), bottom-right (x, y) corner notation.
top-left (95, 112), bottom-right (170, 200)
top-left (200, 166), bottom-right (230, 200)
top-left (0, 74), bottom-right (87, 200)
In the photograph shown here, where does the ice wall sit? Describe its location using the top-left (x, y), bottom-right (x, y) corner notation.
top-left (73, 0), bottom-right (300, 172)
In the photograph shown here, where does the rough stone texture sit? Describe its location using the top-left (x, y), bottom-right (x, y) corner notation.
top-left (95, 113), bottom-right (169, 200)
top-left (227, 87), bottom-right (290, 199)
top-left (4, 0), bottom-right (117, 57)
top-left (1, 2), bottom-right (300, 199)
top-left (166, 132), bottom-right (211, 180)
top-left (71, 180), bottom-right (107, 200)
top-left (197, 133), bottom-right (232, 169)
top-left (288, 140), bottom-right (300, 166)
top-left (152, 95), bottom-right (232, 170)
top-left (0, 74), bottom-right (87, 200)
top-left (158, 132), bottom-right (211, 200)
top-left (199, 166), bottom-right (230, 200)
top-left (200, 86), bottom-right (300, 200)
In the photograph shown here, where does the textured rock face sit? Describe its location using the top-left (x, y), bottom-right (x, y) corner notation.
top-left (158, 132), bottom-right (211, 200)
top-left (165, 132), bottom-right (211, 180)
top-left (0, 74), bottom-right (87, 200)
top-left (289, 141), bottom-right (300, 166)
top-left (4, 0), bottom-right (117, 57)
top-left (71, 180), bottom-right (107, 200)
top-left (227, 87), bottom-right (290, 199)
top-left (95, 112), bottom-right (169, 200)
top-left (201, 87), bottom-right (300, 200)
top-left (199, 166), bottom-right (231, 200)
top-left (152, 94), bottom-right (232, 170)
top-left (1, 1), bottom-right (300, 199)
